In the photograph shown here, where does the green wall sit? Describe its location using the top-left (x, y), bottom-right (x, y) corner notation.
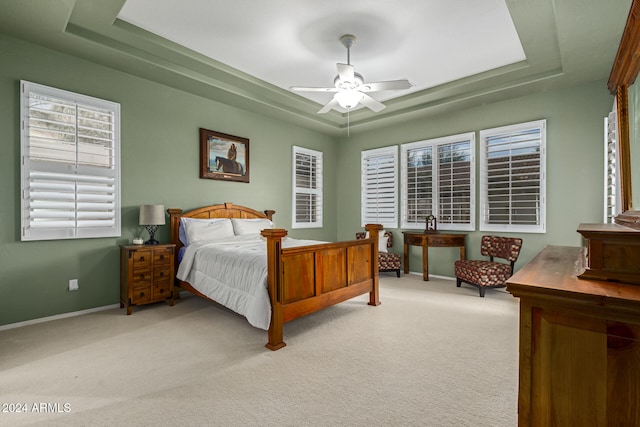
top-left (336, 80), bottom-right (614, 277)
top-left (0, 35), bottom-right (337, 326)
top-left (0, 32), bottom-right (616, 326)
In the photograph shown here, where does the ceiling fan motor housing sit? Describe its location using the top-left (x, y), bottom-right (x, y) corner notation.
top-left (334, 72), bottom-right (364, 90)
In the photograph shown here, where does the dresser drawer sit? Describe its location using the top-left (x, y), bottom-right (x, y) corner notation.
top-left (153, 282), bottom-right (171, 300)
top-left (154, 249), bottom-right (172, 265)
top-left (153, 266), bottom-right (172, 282)
top-left (132, 268), bottom-right (152, 286)
top-left (132, 286), bottom-right (152, 304)
top-left (132, 250), bottom-right (152, 268)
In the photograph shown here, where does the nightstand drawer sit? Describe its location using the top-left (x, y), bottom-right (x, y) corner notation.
top-left (153, 266), bottom-right (172, 282)
top-left (132, 250), bottom-right (152, 268)
top-left (154, 249), bottom-right (172, 265)
top-left (153, 283), bottom-right (171, 299)
top-left (132, 268), bottom-right (152, 286)
top-left (132, 286), bottom-right (152, 304)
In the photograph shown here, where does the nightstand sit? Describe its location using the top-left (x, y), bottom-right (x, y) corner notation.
top-left (120, 244), bottom-right (175, 315)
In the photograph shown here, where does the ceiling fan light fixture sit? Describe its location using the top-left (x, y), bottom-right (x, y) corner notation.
top-left (335, 89), bottom-right (364, 110)
top-left (290, 34), bottom-right (413, 116)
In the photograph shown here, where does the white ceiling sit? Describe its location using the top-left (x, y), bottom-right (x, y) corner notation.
top-left (117, 0), bottom-right (527, 111)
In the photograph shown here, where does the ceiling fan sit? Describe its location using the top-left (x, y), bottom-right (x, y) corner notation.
top-left (290, 34), bottom-right (414, 114)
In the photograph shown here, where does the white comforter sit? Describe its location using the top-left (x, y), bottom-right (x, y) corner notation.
top-left (177, 234), bottom-right (322, 330)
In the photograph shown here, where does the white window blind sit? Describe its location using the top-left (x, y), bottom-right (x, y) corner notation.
top-left (479, 120), bottom-right (546, 233)
top-left (21, 80), bottom-right (121, 241)
top-left (361, 146), bottom-right (398, 228)
top-left (605, 109), bottom-right (619, 223)
top-left (292, 146), bottom-right (323, 228)
top-left (401, 133), bottom-right (475, 230)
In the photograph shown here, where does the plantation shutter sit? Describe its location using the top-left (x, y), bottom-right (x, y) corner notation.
top-left (361, 146), bottom-right (398, 228)
top-left (292, 146), bottom-right (323, 228)
top-left (401, 133), bottom-right (474, 230)
top-left (21, 81), bottom-right (121, 241)
top-left (604, 109), bottom-right (619, 223)
top-left (438, 139), bottom-right (473, 228)
top-left (480, 120), bottom-right (546, 233)
top-left (403, 145), bottom-right (433, 228)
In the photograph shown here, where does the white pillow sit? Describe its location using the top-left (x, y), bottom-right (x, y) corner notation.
top-left (378, 235), bottom-right (388, 253)
top-left (365, 230), bottom-right (388, 253)
top-left (231, 218), bottom-right (273, 235)
top-left (179, 217), bottom-right (230, 245)
top-left (184, 218), bottom-right (235, 244)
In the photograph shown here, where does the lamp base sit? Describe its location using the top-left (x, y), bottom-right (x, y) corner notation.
top-left (144, 225), bottom-right (160, 245)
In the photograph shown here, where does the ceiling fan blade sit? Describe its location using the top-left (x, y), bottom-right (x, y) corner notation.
top-left (336, 63), bottom-right (355, 83)
top-left (359, 93), bottom-right (386, 112)
top-left (361, 79), bottom-right (414, 92)
top-left (318, 97), bottom-right (339, 114)
top-left (290, 86), bottom-right (338, 93)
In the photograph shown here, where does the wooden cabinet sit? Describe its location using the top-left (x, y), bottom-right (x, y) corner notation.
top-left (507, 246), bottom-right (640, 426)
top-left (120, 244), bottom-right (175, 315)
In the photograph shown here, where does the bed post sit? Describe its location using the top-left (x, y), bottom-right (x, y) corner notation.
top-left (263, 209), bottom-right (275, 220)
top-left (167, 208), bottom-right (183, 250)
top-left (261, 228), bottom-right (288, 351)
top-left (365, 224), bottom-right (383, 307)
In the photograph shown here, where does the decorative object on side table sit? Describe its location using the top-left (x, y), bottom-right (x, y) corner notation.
top-left (139, 204), bottom-right (165, 245)
top-left (425, 214), bottom-right (437, 233)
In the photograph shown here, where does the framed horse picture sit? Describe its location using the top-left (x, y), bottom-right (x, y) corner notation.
top-left (199, 128), bottom-right (250, 183)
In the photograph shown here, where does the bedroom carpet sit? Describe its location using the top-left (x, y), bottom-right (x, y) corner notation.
top-left (0, 274), bottom-right (519, 427)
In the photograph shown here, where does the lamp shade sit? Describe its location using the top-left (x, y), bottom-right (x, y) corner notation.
top-left (139, 205), bottom-right (165, 226)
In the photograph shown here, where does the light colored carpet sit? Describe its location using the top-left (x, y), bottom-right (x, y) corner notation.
top-left (0, 274), bottom-right (519, 426)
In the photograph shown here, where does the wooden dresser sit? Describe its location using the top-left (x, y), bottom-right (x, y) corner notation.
top-left (507, 245), bottom-right (640, 426)
top-left (120, 244), bottom-right (175, 315)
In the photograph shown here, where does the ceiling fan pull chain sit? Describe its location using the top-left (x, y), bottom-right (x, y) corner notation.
top-left (347, 110), bottom-right (350, 137)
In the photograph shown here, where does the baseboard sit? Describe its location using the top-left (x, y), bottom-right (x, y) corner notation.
top-left (405, 271), bottom-right (455, 281)
top-left (0, 304), bottom-right (120, 332)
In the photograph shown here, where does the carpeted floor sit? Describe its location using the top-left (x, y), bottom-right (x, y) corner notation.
top-left (0, 274), bottom-right (519, 426)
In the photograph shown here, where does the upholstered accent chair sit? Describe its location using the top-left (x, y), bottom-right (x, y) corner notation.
top-left (454, 235), bottom-right (523, 297)
top-left (355, 231), bottom-right (401, 277)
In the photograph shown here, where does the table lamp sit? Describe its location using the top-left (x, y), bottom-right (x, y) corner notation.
top-left (139, 204), bottom-right (165, 245)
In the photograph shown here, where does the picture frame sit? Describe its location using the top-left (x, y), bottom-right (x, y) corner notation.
top-left (199, 128), bottom-right (250, 183)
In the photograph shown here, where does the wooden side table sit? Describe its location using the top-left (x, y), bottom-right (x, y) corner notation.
top-left (403, 232), bottom-right (466, 281)
top-left (120, 244), bottom-right (176, 314)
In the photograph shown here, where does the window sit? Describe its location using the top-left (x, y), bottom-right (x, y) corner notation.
top-left (361, 146), bottom-right (398, 228)
top-left (292, 146), bottom-right (322, 228)
top-left (401, 133), bottom-right (475, 231)
top-left (20, 81), bottom-right (121, 241)
top-left (479, 120), bottom-right (546, 233)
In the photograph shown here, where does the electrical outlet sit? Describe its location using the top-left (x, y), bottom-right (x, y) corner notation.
top-left (69, 279), bottom-right (79, 291)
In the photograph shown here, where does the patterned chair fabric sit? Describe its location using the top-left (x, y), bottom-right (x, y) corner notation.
top-left (355, 231), bottom-right (401, 277)
top-left (454, 235), bottom-right (523, 297)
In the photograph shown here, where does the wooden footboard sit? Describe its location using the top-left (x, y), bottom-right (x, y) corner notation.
top-left (261, 224), bottom-right (382, 350)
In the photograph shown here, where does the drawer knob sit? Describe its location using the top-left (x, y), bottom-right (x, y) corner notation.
top-left (139, 256), bottom-right (145, 261)
top-left (139, 291), bottom-right (145, 297)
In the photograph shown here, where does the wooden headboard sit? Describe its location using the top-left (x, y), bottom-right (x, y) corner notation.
top-left (167, 202), bottom-right (276, 254)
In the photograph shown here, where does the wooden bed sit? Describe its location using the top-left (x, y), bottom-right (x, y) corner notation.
top-left (168, 202), bottom-right (382, 350)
